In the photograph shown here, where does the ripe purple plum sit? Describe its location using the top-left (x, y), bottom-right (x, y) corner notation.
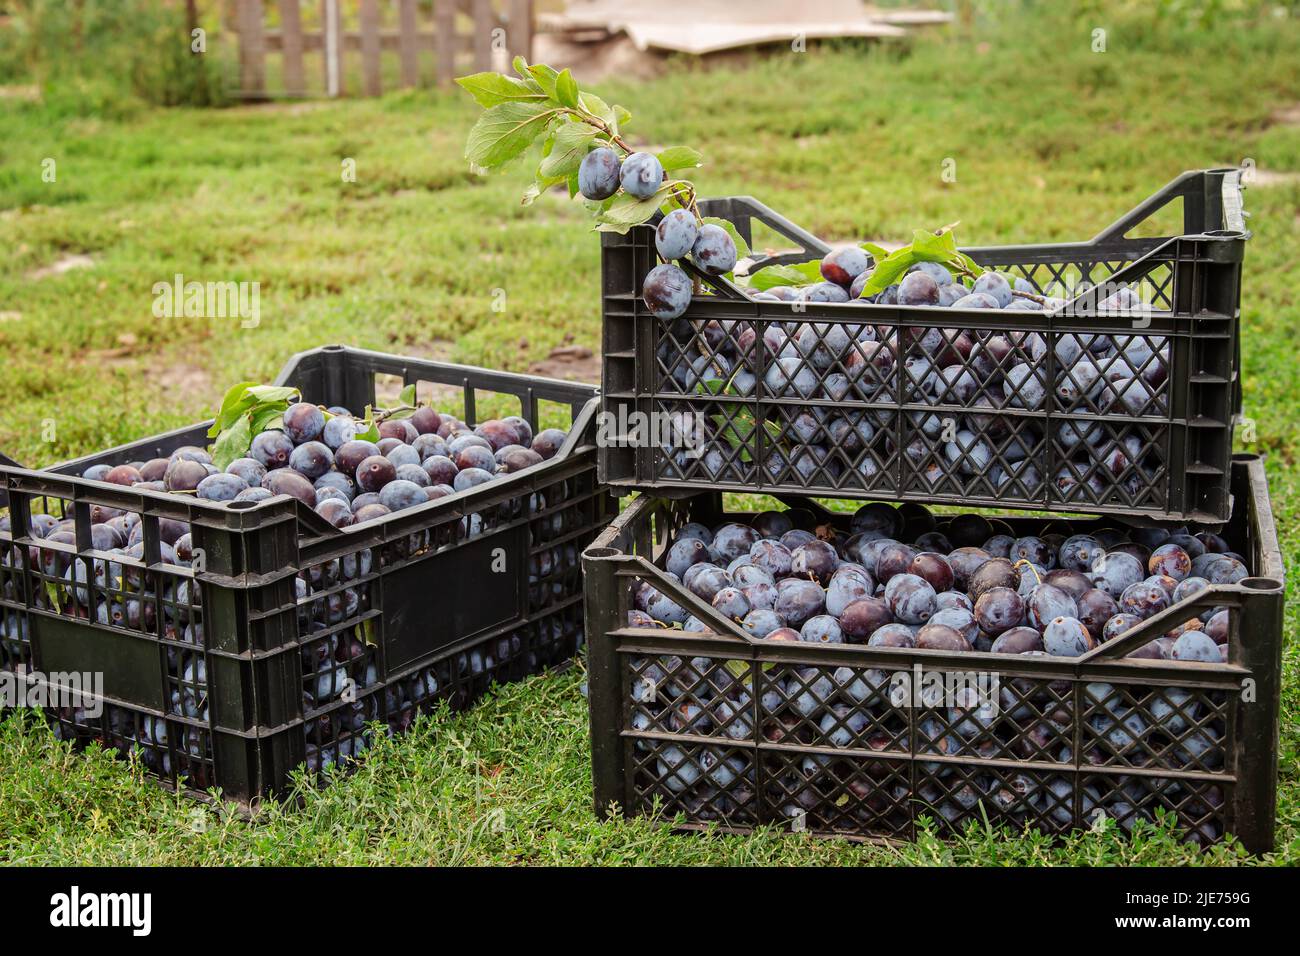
top-left (655, 208), bottom-right (699, 260)
top-left (990, 626), bottom-right (1044, 654)
top-left (790, 540), bottom-right (838, 584)
top-left (839, 597), bottom-right (892, 642)
top-left (915, 623), bottom-right (970, 652)
top-left (1149, 544), bottom-right (1192, 580)
top-left (974, 586), bottom-right (1025, 635)
top-left (334, 439), bottom-right (381, 476)
top-left (774, 578), bottom-right (826, 628)
top-left (909, 552), bottom-right (954, 592)
top-left (1076, 588), bottom-right (1119, 640)
top-left (619, 152), bottom-right (664, 199)
top-left (1120, 581), bottom-right (1171, 620)
top-left (355, 455), bottom-right (397, 493)
top-left (282, 403), bottom-right (326, 444)
top-left (820, 247), bottom-right (872, 288)
top-left (642, 263), bottom-right (692, 320)
top-left (884, 573), bottom-right (937, 625)
top-left (1042, 616), bottom-right (1095, 657)
top-left (262, 469), bottom-right (317, 507)
top-left (288, 441), bottom-right (334, 480)
top-left (250, 431), bottom-right (295, 470)
top-left (577, 147), bottom-right (621, 201)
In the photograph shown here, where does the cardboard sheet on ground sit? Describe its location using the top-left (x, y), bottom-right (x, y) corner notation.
top-left (549, 0), bottom-right (910, 54)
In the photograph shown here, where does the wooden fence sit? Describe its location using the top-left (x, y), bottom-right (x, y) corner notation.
top-left (231, 0), bottom-right (534, 98)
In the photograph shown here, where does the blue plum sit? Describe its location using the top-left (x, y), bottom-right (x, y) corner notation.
top-left (656, 208), bottom-right (699, 260)
top-left (800, 615), bottom-right (844, 645)
top-left (250, 430), bottom-right (295, 469)
top-left (289, 441), bottom-right (334, 480)
top-left (667, 536), bottom-right (711, 579)
top-left (884, 573), bottom-right (936, 624)
top-left (642, 263), bottom-right (692, 320)
top-left (196, 473), bottom-right (248, 502)
top-left (1042, 616), bottom-right (1095, 657)
top-left (972, 272), bottom-right (1013, 307)
top-left (820, 247), bottom-right (871, 288)
top-left (578, 147), bottom-right (621, 200)
top-left (282, 403), bottom-right (325, 444)
top-left (897, 270), bottom-right (940, 306)
top-left (691, 224), bottom-right (738, 276)
top-left (619, 152), bottom-right (664, 199)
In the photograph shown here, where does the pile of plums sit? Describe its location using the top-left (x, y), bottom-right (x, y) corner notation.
top-left (71, 401), bottom-right (568, 530)
top-left (650, 257), bottom-right (1167, 501)
top-left (635, 502), bottom-right (1242, 660)
top-left (623, 501), bottom-right (1241, 840)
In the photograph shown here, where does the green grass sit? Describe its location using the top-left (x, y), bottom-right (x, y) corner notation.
top-left (2, 7), bottom-right (1300, 864)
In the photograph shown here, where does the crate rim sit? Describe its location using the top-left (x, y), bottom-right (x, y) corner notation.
top-left (0, 344), bottom-right (604, 554)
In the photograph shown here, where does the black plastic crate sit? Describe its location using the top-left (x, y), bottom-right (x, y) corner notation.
top-left (582, 455), bottom-right (1283, 852)
top-left (0, 345), bottom-right (616, 804)
top-left (599, 169), bottom-right (1249, 523)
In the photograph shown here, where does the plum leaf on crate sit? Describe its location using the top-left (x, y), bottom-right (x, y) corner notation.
top-left (740, 260), bottom-right (824, 290)
top-left (211, 415), bottom-right (254, 471)
top-left (858, 226), bottom-right (982, 298)
top-left (208, 383), bottom-right (303, 469)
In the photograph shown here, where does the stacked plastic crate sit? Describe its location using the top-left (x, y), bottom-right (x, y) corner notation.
top-left (582, 170), bottom-right (1285, 852)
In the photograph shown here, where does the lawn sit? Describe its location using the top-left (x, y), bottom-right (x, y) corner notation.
top-left (1, 5), bottom-right (1299, 864)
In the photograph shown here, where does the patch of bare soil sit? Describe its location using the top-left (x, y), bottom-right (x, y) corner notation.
top-left (527, 344), bottom-right (601, 385)
top-left (84, 334), bottom-right (215, 411)
top-left (27, 254), bottom-right (94, 281)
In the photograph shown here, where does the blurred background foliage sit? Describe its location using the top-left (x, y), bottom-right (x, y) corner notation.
top-left (0, 0), bottom-right (231, 113)
top-left (1, 0), bottom-right (1297, 117)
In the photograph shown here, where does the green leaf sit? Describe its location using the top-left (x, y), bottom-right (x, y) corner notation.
top-left (859, 242), bottom-right (890, 263)
top-left (555, 68), bottom-right (580, 108)
top-left (464, 101), bottom-right (556, 170)
top-left (249, 405), bottom-right (286, 435)
top-left (455, 72), bottom-right (546, 109)
top-left (398, 383), bottom-right (417, 406)
top-left (593, 182), bottom-right (677, 233)
top-left (613, 104), bottom-right (632, 132)
top-left (857, 247), bottom-right (916, 298)
top-left (207, 381), bottom-right (257, 438)
top-left (211, 415), bottom-right (253, 470)
top-left (910, 227), bottom-right (959, 262)
top-left (658, 146), bottom-right (703, 173)
top-left (538, 121), bottom-right (598, 179)
top-left (356, 421), bottom-right (380, 444)
top-left (578, 91), bottom-right (618, 129)
top-left (745, 260), bottom-right (823, 291)
top-left (700, 216), bottom-right (750, 262)
top-left (526, 63), bottom-right (561, 100)
top-left (246, 385), bottom-right (299, 403)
